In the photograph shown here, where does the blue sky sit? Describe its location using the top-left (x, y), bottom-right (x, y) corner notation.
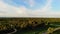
top-left (0, 0), bottom-right (60, 17)
top-left (52, 0), bottom-right (60, 11)
top-left (4, 0), bottom-right (47, 9)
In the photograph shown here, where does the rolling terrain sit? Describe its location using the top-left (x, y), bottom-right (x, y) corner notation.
top-left (0, 18), bottom-right (60, 34)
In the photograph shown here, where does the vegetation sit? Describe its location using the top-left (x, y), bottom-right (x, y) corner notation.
top-left (0, 18), bottom-right (60, 34)
top-left (47, 27), bottom-right (54, 34)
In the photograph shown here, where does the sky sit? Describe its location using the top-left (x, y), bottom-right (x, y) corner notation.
top-left (0, 0), bottom-right (60, 17)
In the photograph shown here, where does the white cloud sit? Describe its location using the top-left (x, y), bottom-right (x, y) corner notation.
top-left (0, 0), bottom-right (60, 17)
top-left (28, 0), bottom-right (35, 7)
top-left (24, 0), bottom-right (35, 7)
top-left (35, 0), bottom-right (52, 12)
top-left (0, 0), bottom-right (28, 17)
top-left (27, 0), bottom-right (53, 16)
top-left (25, 0), bottom-right (60, 17)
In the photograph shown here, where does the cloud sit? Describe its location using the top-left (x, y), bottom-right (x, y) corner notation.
top-left (28, 0), bottom-right (35, 7)
top-left (0, 0), bottom-right (28, 17)
top-left (0, 0), bottom-right (60, 17)
top-left (35, 0), bottom-right (52, 12)
top-left (26, 10), bottom-right (60, 17)
top-left (25, 0), bottom-right (60, 17)
top-left (27, 0), bottom-right (53, 16)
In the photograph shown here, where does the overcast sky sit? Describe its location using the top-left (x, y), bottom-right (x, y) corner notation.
top-left (0, 0), bottom-right (60, 17)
